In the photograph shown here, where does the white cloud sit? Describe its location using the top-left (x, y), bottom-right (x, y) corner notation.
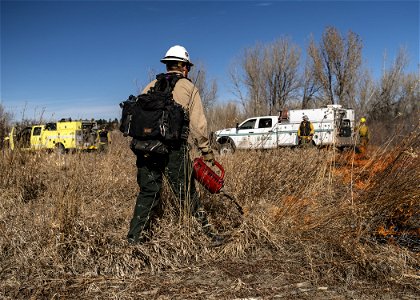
top-left (255, 2), bottom-right (272, 7)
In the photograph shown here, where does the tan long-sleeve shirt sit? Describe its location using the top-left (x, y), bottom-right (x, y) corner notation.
top-left (142, 71), bottom-right (210, 153)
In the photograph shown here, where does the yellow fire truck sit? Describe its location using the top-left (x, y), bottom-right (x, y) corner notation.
top-left (8, 119), bottom-right (104, 152)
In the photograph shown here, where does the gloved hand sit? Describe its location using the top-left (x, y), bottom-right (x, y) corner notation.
top-left (202, 150), bottom-right (215, 165)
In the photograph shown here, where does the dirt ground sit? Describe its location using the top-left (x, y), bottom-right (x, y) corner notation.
top-left (11, 253), bottom-right (419, 300)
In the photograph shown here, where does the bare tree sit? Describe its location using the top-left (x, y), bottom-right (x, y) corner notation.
top-left (301, 49), bottom-right (322, 109)
top-left (0, 103), bottom-right (13, 149)
top-left (230, 38), bottom-right (301, 115)
top-left (342, 30), bottom-right (363, 108)
top-left (397, 72), bottom-right (420, 116)
top-left (369, 47), bottom-right (409, 120)
top-left (355, 68), bottom-right (376, 117)
top-left (308, 27), bottom-right (362, 106)
top-left (243, 44), bottom-right (265, 115)
top-left (308, 35), bottom-right (332, 104)
top-left (228, 60), bottom-right (248, 112)
top-left (262, 38), bottom-right (300, 113)
top-left (227, 45), bottom-right (265, 116)
top-left (206, 101), bottom-right (243, 133)
top-left (364, 48), bottom-right (420, 145)
top-left (189, 62), bottom-right (218, 112)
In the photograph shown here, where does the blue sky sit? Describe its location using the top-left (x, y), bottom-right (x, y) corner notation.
top-left (1, 0), bottom-right (419, 122)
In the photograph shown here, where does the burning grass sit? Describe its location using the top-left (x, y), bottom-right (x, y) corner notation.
top-left (0, 129), bottom-right (419, 299)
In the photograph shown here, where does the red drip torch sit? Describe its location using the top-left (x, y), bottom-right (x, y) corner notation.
top-left (192, 157), bottom-right (243, 215)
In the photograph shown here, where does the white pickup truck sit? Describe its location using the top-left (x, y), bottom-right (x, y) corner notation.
top-left (214, 105), bottom-right (355, 154)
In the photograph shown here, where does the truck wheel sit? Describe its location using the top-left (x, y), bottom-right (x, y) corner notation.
top-left (219, 142), bottom-right (235, 155)
top-left (56, 143), bottom-right (66, 154)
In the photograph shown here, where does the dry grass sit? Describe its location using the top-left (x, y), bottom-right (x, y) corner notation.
top-left (0, 128), bottom-right (419, 299)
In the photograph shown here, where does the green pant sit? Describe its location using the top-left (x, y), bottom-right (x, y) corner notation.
top-left (127, 143), bottom-right (210, 243)
top-left (359, 136), bottom-right (369, 147)
top-left (298, 136), bottom-right (314, 147)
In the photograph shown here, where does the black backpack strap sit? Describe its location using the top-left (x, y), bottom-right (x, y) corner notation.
top-left (152, 73), bottom-right (184, 94)
top-left (151, 72), bottom-right (194, 112)
top-left (168, 74), bottom-right (183, 90)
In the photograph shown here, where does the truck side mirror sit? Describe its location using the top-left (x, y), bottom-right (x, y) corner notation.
top-left (236, 123), bottom-right (239, 131)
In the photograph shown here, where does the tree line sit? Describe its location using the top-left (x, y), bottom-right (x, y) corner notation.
top-left (193, 26), bottom-right (419, 143)
top-left (1, 26), bottom-right (418, 146)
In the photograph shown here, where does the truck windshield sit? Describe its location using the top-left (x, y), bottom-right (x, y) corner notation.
top-left (33, 127), bottom-right (42, 136)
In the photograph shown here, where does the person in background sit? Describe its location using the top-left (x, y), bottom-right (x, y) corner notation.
top-left (127, 45), bottom-right (223, 246)
top-left (297, 115), bottom-right (315, 146)
top-left (97, 127), bottom-right (111, 152)
top-left (356, 117), bottom-right (369, 154)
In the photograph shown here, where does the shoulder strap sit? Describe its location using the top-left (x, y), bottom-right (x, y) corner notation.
top-left (152, 73), bottom-right (184, 94)
top-left (150, 72), bottom-right (195, 112)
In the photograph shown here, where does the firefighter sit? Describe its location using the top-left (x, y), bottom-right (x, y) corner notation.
top-left (356, 117), bottom-right (369, 154)
top-left (127, 45), bottom-right (223, 246)
top-left (97, 127), bottom-right (111, 152)
top-left (297, 115), bottom-right (315, 146)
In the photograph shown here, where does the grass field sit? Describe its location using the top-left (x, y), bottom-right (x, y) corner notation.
top-left (0, 129), bottom-right (419, 299)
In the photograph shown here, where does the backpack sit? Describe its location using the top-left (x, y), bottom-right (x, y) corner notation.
top-left (119, 73), bottom-right (189, 154)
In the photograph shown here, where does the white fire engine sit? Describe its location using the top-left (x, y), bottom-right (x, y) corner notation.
top-left (214, 105), bottom-right (355, 154)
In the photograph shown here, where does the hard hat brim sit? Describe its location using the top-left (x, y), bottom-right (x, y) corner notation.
top-left (160, 57), bottom-right (194, 66)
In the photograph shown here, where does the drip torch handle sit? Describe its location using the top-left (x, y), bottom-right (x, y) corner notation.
top-left (201, 157), bottom-right (225, 181)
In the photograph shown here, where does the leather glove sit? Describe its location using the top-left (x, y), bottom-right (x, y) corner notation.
top-left (202, 150), bottom-right (215, 165)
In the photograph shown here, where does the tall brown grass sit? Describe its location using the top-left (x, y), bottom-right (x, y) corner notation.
top-left (0, 127), bottom-right (418, 299)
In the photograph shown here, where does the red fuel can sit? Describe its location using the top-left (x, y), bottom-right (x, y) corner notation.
top-left (192, 157), bottom-right (225, 194)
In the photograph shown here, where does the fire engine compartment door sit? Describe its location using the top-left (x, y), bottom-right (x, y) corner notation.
top-left (75, 130), bottom-right (83, 146)
top-left (31, 126), bottom-right (43, 149)
top-left (81, 123), bottom-right (97, 146)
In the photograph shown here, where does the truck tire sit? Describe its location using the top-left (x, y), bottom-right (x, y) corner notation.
top-left (219, 141), bottom-right (235, 155)
top-left (56, 143), bottom-right (66, 154)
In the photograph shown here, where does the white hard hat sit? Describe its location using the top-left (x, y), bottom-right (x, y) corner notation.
top-left (160, 45), bottom-right (193, 66)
